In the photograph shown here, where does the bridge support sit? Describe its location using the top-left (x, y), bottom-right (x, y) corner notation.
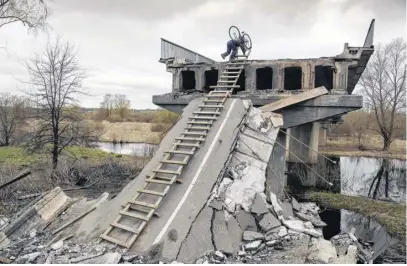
top-left (286, 122), bottom-right (320, 165)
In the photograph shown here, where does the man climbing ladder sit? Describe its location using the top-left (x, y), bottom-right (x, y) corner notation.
top-left (221, 26), bottom-right (252, 61)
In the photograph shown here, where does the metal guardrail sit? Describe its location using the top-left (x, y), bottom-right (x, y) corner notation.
top-left (160, 38), bottom-right (215, 64)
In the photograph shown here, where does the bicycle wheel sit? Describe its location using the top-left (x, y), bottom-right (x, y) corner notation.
top-left (242, 33), bottom-right (252, 49)
top-left (229, 26), bottom-right (240, 40)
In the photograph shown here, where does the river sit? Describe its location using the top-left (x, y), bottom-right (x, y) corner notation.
top-left (95, 142), bottom-right (158, 157)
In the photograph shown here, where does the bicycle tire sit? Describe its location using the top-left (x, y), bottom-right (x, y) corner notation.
top-left (229, 26), bottom-right (240, 40)
top-left (242, 33), bottom-right (252, 49)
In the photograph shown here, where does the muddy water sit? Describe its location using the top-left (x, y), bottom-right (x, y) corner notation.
top-left (95, 142), bottom-right (158, 157)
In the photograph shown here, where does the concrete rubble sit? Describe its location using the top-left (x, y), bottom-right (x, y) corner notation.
top-left (0, 100), bottom-right (388, 264)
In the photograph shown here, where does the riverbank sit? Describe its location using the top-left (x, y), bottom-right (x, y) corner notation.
top-left (306, 192), bottom-right (406, 241)
top-left (320, 136), bottom-right (406, 160)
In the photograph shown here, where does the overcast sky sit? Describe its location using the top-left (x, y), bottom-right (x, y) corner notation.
top-left (0, 0), bottom-right (405, 109)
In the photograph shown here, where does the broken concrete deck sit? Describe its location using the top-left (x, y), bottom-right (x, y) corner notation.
top-left (72, 98), bottom-right (248, 259)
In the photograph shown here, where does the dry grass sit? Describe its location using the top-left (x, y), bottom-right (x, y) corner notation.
top-left (307, 192), bottom-right (406, 241)
top-left (99, 121), bottom-right (169, 144)
top-left (320, 135), bottom-right (406, 160)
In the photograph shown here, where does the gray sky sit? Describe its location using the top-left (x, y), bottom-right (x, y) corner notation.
top-left (0, 0), bottom-right (405, 109)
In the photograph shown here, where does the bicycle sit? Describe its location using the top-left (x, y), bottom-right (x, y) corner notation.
top-left (229, 25), bottom-right (252, 50)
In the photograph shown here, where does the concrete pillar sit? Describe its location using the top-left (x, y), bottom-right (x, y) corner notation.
top-left (171, 69), bottom-right (181, 93)
top-left (287, 122), bottom-right (320, 164)
top-left (267, 130), bottom-right (287, 199)
top-left (195, 68), bottom-right (204, 91)
top-left (245, 65), bottom-right (256, 92)
top-left (319, 127), bottom-right (327, 146)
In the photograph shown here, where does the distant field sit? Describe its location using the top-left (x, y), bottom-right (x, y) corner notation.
top-left (320, 135), bottom-right (406, 160)
top-left (99, 121), bottom-right (171, 144)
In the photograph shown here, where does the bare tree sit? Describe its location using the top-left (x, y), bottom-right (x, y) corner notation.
top-left (0, 93), bottom-right (25, 146)
top-left (0, 0), bottom-right (49, 30)
top-left (25, 38), bottom-right (97, 170)
top-left (100, 93), bottom-right (114, 118)
top-left (359, 38), bottom-right (406, 151)
top-left (113, 94), bottom-right (131, 121)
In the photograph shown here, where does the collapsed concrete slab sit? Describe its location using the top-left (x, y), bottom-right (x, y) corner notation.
top-left (0, 187), bottom-right (71, 248)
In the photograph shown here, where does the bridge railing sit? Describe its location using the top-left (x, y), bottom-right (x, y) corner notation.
top-left (160, 38), bottom-right (215, 64)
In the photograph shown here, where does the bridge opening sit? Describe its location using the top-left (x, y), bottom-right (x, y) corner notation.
top-left (256, 67), bottom-right (273, 90)
top-left (233, 69), bottom-right (246, 94)
top-left (284, 66), bottom-right (302, 90)
top-left (204, 69), bottom-right (218, 93)
top-left (181, 70), bottom-right (196, 91)
top-left (315, 65), bottom-right (334, 91)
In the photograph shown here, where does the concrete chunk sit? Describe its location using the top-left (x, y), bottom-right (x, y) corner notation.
top-left (281, 202), bottom-right (294, 218)
top-left (295, 212), bottom-right (327, 227)
top-left (283, 220), bottom-right (323, 238)
top-left (292, 197), bottom-right (301, 212)
top-left (213, 211), bottom-right (233, 255)
top-left (235, 211), bottom-right (258, 232)
top-left (245, 240), bottom-right (262, 251)
top-left (243, 231), bottom-right (264, 241)
top-left (209, 199), bottom-right (223, 211)
top-left (251, 193), bottom-right (269, 215)
top-left (259, 212), bottom-right (281, 232)
top-left (82, 252), bottom-right (122, 264)
top-left (227, 216), bottom-right (242, 256)
top-left (306, 238), bottom-right (337, 264)
top-left (269, 192), bottom-right (283, 218)
top-left (330, 245), bottom-right (358, 264)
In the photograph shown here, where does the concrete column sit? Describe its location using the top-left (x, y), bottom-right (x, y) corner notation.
top-left (195, 68), bottom-right (204, 91)
top-left (319, 127), bottom-right (327, 146)
top-left (171, 69), bottom-right (181, 93)
top-left (267, 130), bottom-right (287, 199)
top-left (287, 122), bottom-right (320, 164)
top-left (245, 65), bottom-right (256, 92)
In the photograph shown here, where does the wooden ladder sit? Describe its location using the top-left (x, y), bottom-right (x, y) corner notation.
top-left (99, 59), bottom-right (247, 248)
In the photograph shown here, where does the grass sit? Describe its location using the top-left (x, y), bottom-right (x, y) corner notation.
top-left (307, 192), bottom-right (406, 241)
top-left (0, 145), bottom-right (129, 166)
top-left (99, 121), bottom-right (167, 144)
top-left (320, 135), bottom-right (406, 160)
top-left (0, 146), bottom-right (42, 166)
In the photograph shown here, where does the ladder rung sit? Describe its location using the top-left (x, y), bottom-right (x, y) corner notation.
top-left (220, 75), bottom-right (239, 79)
top-left (174, 142), bottom-right (200, 147)
top-left (188, 126), bottom-right (211, 130)
top-left (175, 136), bottom-right (206, 141)
top-left (204, 99), bottom-right (224, 103)
top-left (111, 222), bottom-right (140, 234)
top-left (147, 175), bottom-right (183, 183)
top-left (227, 62), bottom-right (245, 65)
top-left (137, 189), bottom-right (166, 197)
top-left (181, 131), bottom-right (207, 136)
top-left (190, 116), bottom-right (217, 120)
top-left (100, 234), bottom-right (130, 248)
top-left (129, 200), bottom-right (158, 209)
top-left (160, 159), bottom-right (187, 165)
top-left (165, 149), bottom-right (194, 155)
top-left (152, 169), bottom-right (180, 175)
top-left (187, 121), bottom-right (212, 125)
top-left (120, 210), bottom-right (150, 221)
top-left (210, 85), bottom-right (239, 88)
top-left (193, 111), bottom-right (221, 115)
top-left (145, 178), bottom-right (172, 185)
top-left (225, 66), bottom-right (243, 69)
top-left (224, 71), bottom-right (240, 74)
top-left (199, 105), bottom-right (224, 108)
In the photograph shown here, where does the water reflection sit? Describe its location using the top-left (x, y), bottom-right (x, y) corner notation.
top-left (287, 156), bottom-right (406, 203)
top-left (95, 142), bottom-right (158, 157)
top-left (341, 157), bottom-right (406, 203)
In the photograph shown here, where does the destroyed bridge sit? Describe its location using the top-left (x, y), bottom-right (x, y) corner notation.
top-left (0, 20), bottom-right (379, 264)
